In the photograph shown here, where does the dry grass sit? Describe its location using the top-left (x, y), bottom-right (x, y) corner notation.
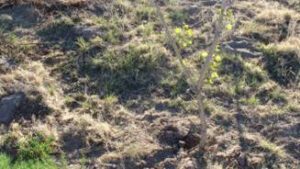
top-left (62, 113), bottom-right (118, 144)
top-left (122, 141), bottom-right (159, 159)
top-left (268, 37), bottom-right (300, 54)
top-left (243, 133), bottom-right (286, 158)
top-left (239, 21), bottom-right (269, 35)
top-left (0, 62), bottom-right (64, 111)
top-left (259, 139), bottom-right (286, 158)
top-left (256, 6), bottom-right (300, 24)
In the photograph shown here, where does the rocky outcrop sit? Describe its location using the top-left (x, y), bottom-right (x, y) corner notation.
top-left (0, 92), bottom-right (25, 124)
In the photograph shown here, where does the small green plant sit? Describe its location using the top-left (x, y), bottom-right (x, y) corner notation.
top-left (169, 10), bottom-right (188, 25)
top-left (0, 133), bottom-right (58, 169)
top-left (160, 75), bottom-right (189, 97)
top-left (6, 33), bottom-right (18, 45)
top-left (224, 9), bottom-right (235, 31)
top-left (79, 153), bottom-right (88, 169)
top-left (174, 24), bottom-right (194, 49)
top-left (103, 94), bottom-right (118, 105)
top-left (135, 6), bottom-right (156, 21)
top-left (76, 37), bottom-right (91, 52)
top-left (137, 23), bottom-right (154, 37)
top-left (0, 153), bottom-right (58, 169)
top-left (81, 99), bottom-right (93, 110)
top-left (17, 134), bottom-right (55, 161)
top-left (269, 89), bottom-right (287, 104)
top-left (12, 158), bottom-right (58, 169)
top-left (241, 95), bottom-right (260, 105)
top-left (103, 25), bottom-right (122, 44)
top-left (199, 49), bottom-right (223, 84)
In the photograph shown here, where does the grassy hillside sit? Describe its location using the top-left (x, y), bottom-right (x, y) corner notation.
top-left (0, 0), bottom-right (299, 168)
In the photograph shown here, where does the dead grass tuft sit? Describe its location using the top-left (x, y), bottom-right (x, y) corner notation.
top-left (256, 7), bottom-right (300, 24)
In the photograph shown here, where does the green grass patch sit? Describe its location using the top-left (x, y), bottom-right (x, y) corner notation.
top-left (0, 153), bottom-right (58, 169)
top-left (0, 133), bottom-right (59, 169)
top-left (89, 44), bottom-right (166, 95)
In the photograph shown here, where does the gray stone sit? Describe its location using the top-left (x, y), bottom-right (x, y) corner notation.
top-left (221, 37), bottom-right (262, 57)
top-left (201, 0), bottom-right (218, 6)
top-left (73, 25), bottom-right (103, 39)
top-left (0, 14), bottom-right (13, 22)
top-left (235, 48), bottom-right (262, 57)
top-left (0, 93), bottom-right (25, 123)
top-left (224, 40), bottom-right (256, 51)
top-left (0, 56), bottom-right (16, 72)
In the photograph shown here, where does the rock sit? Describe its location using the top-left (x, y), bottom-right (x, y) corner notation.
top-left (0, 14), bottom-right (13, 22)
top-left (0, 56), bottom-right (16, 73)
top-left (73, 25), bottom-right (103, 39)
top-left (237, 153), bottom-right (248, 168)
top-left (221, 44), bottom-right (262, 57)
top-left (221, 37), bottom-right (262, 57)
top-left (187, 5), bottom-right (200, 15)
top-left (201, 1), bottom-right (217, 6)
top-left (0, 93), bottom-right (25, 124)
top-left (224, 40), bottom-right (255, 50)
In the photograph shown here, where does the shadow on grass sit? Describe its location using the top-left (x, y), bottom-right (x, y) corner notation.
top-left (37, 20), bottom-right (78, 51)
top-left (0, 4), bottom-right (41, 32)
top-left (263, 50), bottom-right (300, 87)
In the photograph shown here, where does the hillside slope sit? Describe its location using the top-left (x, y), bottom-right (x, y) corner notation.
top-left (0, 0), bottom-right (299, 168)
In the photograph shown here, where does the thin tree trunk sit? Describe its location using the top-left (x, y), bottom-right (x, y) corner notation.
top-left (152, 0), bottom-right (230, 149)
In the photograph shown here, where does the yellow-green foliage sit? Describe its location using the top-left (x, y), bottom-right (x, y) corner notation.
top-left (223, 9), bottom-right (236, 31)
top-left (174, 24), bottom-right (194, 49)
top-left (76, 37), bottom-right (91, 52)
top-left (199, 49), bottom-right (223, 84)
top-left (240, 95), bottom-right (260, 106)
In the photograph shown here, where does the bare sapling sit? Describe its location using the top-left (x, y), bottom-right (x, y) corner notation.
top-left (152, 0), bottom-right (235, 150)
